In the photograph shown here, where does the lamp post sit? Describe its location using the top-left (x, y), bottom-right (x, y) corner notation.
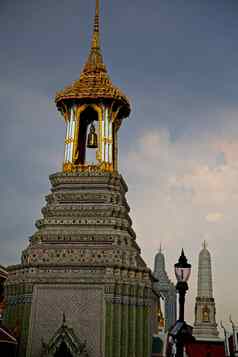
top-left (174, 249), bottom-right (191, 357)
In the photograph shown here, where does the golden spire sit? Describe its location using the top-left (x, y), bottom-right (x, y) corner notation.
top-left (83, 0), bottom-right (106, 74)
top-left (55, 0), bottom-right (131, 118)
top-left (92, 0), bottom-right (100, 49)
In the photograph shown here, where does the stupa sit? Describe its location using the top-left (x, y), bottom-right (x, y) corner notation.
top-left (193, 242), bottom-right (220, 340)
top-left (153, 247), bottom-right (176, 331)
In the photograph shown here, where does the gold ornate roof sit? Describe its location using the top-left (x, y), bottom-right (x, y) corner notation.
top-left (55, 0), bottom-right (130, 118)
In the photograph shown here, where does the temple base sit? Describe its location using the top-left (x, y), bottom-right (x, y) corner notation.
top-left (4, 172), bottom-right (157, 357)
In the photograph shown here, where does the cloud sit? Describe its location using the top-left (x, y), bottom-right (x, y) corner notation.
top-left (121, 122), bottom-right (238, 325)
top-left (206, 212), bottom-right (224, 223)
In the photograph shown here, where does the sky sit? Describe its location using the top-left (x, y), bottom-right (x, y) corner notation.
top-left (1, 0), bottom-right (238, 332)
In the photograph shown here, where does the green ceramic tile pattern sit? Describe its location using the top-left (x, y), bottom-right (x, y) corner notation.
top-left (121, 302), bottom-right (128, 356)
top-left (136, 304), bottom-right (144, 356)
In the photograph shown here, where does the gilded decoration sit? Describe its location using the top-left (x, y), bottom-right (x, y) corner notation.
top-left (202, 304), bottom-right (210, 322)
top-left (63, 101), bottom-right (118, 173)
top-left (55, 0), bottom-right (130, 119)
top-left (63, 162), bottom-right (113, 173)
top-left (57, 0), bottom-right (129, 174)
top-left (72, 104), bottom-right (102, 164)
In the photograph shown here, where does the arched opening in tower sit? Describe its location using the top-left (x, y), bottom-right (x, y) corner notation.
top-left (54, 341), bottom-right (73, 357)
top-left (202, 304), bottom-right (210, 322)
top-left (75, 106), bottom-right (98, 165)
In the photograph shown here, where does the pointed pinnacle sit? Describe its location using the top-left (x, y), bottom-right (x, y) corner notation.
top-left (175, 248), bottom-right (191, 268)
top-left (94, 0), bottom-right (99, 32)
top-left (62, 312), bottom-right (66, 325)
top-left (92, 0), bottom-right (100, 50)
top-left (82, 0), bottom-right (105, 74)
top-left (159, 243), bottom-right (162, 253)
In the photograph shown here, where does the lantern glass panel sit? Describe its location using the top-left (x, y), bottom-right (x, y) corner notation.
top-left (175, 267), bottom-right (191, 282)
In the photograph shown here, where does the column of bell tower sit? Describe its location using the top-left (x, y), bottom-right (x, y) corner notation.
top-left (61, 102), bottom-right (121, 173)
top-left (4, 1), bottom-right (158, 357)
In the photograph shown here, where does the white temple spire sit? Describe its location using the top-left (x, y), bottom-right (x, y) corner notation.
top-left (193, 243), bottom-right (220, 340)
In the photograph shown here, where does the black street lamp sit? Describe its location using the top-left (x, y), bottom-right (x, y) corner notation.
top-left (174, 249), bottom-right (191, 323)
top-left (172, 249), bottom-right (192, 357)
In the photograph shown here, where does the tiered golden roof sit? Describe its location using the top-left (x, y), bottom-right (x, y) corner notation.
top-left (55, 0), bottom-right (130, 118)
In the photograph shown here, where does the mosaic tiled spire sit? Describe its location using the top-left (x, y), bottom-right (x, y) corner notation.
top-left (153, 247), bottom-right (177, 331)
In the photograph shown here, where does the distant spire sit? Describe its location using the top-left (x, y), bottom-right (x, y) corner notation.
top-left (159, 243), bottom-right (162, 253)
top-left (193, 243), bottom-right (219, 339)
top-left (197, 243), bottom-right (213, 297)
top-left (62, 312), bottom-right (66, 326)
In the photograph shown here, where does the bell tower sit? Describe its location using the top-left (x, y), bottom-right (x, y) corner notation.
top-left (4, 1), bottom-right (158, 357)
top-left (55, 0), bottom-right (130, 173)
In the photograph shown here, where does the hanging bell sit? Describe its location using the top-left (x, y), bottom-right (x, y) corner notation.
top-left (87, 123), bottom-right (98, 149)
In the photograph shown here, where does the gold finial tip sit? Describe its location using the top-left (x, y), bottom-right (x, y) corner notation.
top-left (91, 0), bottom-right (100, 49)
top-left (94, 0), bottom-right (100, 32)
top-left (96, 0), bottom-right (100, 17)
top-left (54, 0), bottom-right (131, 117)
